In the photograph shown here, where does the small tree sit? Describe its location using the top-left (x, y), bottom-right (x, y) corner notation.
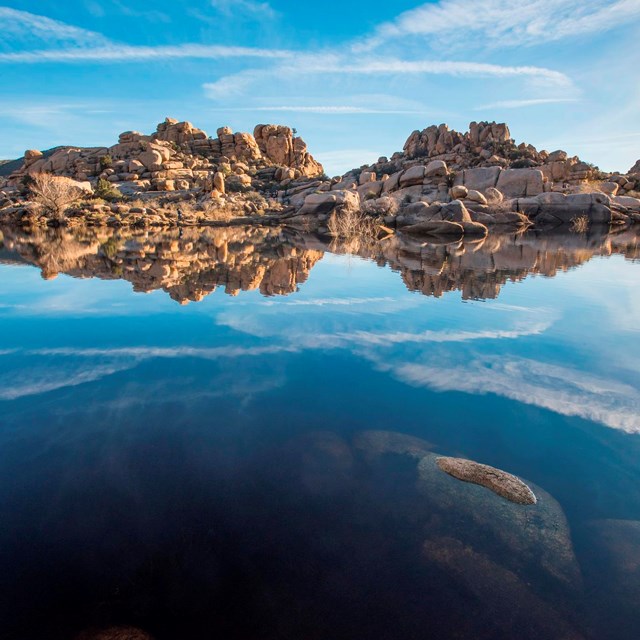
top-left (95, 177), bottom-right (121, 201)
top-left (29, 173), bottom-right (83, 221)
top-left (99, 154), bottom-right (113, 170)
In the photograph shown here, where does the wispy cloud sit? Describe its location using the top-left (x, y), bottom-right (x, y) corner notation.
top-left (214, 105), bottom-right (423, 114)
top-left (355, 0), bottom-right (640, 51)
top-left (0, 7), bottom-right (108, 48)
top-left (476, 98), bottom-right (581, 110)
top-left (203, 58), bottom-right (571, 104)
top-left (0, 43), bottom-right (292, 64)
top-left (281, 58), bottom-right (571, 85)
top-left (210, 0), bottom-right (277, 19)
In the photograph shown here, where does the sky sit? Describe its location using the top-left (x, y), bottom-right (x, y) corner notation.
top-left (0, 0), bottom-right (639, 175)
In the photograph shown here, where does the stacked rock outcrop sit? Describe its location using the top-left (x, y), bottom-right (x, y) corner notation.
top-left (3, 118), bottom-right (324, 196)
top-left (294, 120), bottom-right (640, 237)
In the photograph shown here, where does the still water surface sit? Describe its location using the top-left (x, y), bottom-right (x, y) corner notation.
top-left (0, 225), bottom-right (639, 640)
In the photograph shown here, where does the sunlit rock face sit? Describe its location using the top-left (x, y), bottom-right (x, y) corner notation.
top-left (1, 225), bottom-right (638, 304)
top-left (3, 118), bottom-right (324, 193)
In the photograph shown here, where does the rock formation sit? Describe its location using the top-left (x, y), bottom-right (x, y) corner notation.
top-left (1, 117), bottom-right (639, 238)
top-left (1, 117), bottom-right (324, 196)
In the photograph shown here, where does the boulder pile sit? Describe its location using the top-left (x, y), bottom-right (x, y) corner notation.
top-left (2, 118), bottom-right (324, 196)
top-left (298, 120), bottom-right (640, 237)
top-left (1, 118), bottom-right (639, 237)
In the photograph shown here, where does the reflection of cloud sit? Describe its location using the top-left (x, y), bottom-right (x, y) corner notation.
top-left (261, 296), bottom-right (397, 307)
top-left (0, 345), bottom-right (298, 401)
top-left (336, 321), bottom-right (554, 346)
top-left (0, 363), bottom-right (135, 400)
top-left (387, 356), bottom-right (640, 434)
top-left (30, 345), bottom-right (297, 359)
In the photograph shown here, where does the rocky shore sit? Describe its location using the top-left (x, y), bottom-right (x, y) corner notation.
top-left (1, 118), bottom-right (639, 239)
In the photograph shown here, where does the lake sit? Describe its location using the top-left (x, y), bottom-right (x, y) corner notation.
top-left (0, 224), bottom-right (639, 640)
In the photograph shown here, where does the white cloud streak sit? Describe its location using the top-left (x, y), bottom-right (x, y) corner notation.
top-left (214, 106), bottom-right (423, 114)
top-left (476, 98), bottom-right (581, 110)
top-left (0, 7), bottom-right (108, 48)
top-left (281, 58), bottom-right (571, 85)
top-left (356, 0), bottom-right (640, 50)
top-left (0, 43), bottom-right (292, 64)
top-left (210, 0), bottom-right (277, 19)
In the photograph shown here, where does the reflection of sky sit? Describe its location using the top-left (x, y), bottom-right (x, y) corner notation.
top-left (0, 253), bottom-right (639, 433)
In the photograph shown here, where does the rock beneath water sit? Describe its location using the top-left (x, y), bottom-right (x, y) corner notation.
top-left (436, 456), bottom-right (537, 505)
top-left (75, 627), bottom-right (154, 640)
top-left (353, 430), bottom-right (433, 459)
top-left (423, 537), bottom-right (586, 640)
top-left (417, 453), bottom-right (582, 589)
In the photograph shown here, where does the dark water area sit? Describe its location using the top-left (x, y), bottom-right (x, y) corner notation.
top-left (0, 224), bottom-right (639, 640)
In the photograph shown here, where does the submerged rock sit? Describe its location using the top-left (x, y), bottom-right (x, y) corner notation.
top-left (75, 627), bottom-right (154, 640)
top-left (423, 537), bottom-right (586, 640)
top-left (417, 453), bottom-right (582, 589)
top-left (353, 430), bottom-right (433, 459)
top-left (436, 456), bottom-right (537, 505)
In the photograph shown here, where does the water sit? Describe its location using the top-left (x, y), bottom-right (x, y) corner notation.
top-left (0, 224), bottom-right (639, 640)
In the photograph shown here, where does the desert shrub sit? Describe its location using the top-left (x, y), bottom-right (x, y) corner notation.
top-left (327, 208), bottom-right (380, 239)
top-left (511, 158), bottom-right (537, 169)
top-left (225, 182), bottom-right (251, 194)
top-left (99, 155), bottom-right (113, 170)
top-left (28, 173), bottom-right (84, 221)
top-left (200, 200), bottom-right (233, 222)
top-left (95, 178), bottom-right (121, 201)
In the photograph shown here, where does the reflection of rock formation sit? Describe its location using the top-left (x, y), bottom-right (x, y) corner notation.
top-left (0, 226), bottom-right (323, 303)
top-left (308, 228), bottom-right (640, 300)
top-left (1, 224), bottom-right (639, 303)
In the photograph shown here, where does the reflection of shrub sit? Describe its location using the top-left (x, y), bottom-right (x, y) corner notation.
top-left (570, 215), bottom-right (589, 233)
top-left (28, 173), bottom-right (83, 221)
top-left (100, 237), bottom-right (120, 258)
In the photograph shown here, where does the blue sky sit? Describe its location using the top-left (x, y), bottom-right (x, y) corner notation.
top-left (0, 0), bottom-right (639, 175)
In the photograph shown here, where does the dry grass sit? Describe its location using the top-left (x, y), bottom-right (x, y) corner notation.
top-left (200, 200), bottom-right (234, 222)
top-left (29, 173), bottom-right (84, 221)
top-left (327, 208), bottom-right (380, 239)
top-left (570, 215), bottom-right (590, 233)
